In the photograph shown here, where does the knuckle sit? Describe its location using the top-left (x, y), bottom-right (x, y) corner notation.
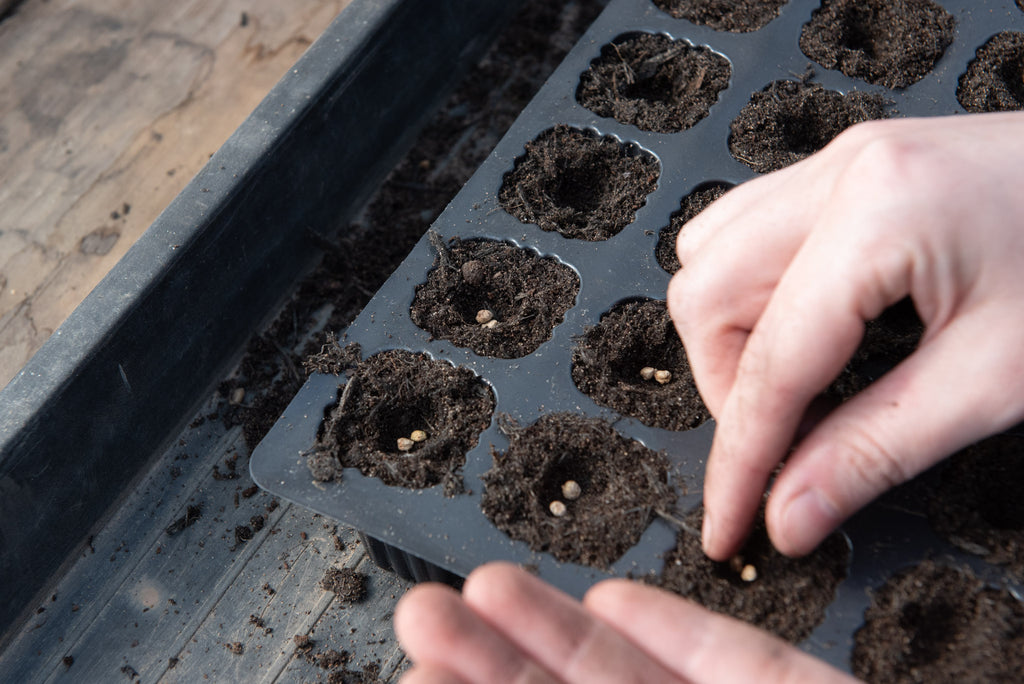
top-left (841, 424), bottom-right (912, 494)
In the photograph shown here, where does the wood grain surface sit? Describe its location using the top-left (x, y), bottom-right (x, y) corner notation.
top-left (0, 0), bottom-right (349, 387)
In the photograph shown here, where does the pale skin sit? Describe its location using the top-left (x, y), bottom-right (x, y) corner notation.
top-left (394, 112), bottom-right (1024, 682)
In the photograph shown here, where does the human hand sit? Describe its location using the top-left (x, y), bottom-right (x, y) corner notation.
top-left (395, 562), bottom-right (856, 683)
top-left (668, 112), bottom-right (1024, 560)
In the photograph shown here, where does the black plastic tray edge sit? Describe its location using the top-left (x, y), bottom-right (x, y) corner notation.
top-left (0, 0), bottom-right (521, 638)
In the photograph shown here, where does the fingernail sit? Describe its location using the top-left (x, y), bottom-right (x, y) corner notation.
top-left (780, 488), bottom-right (840, 555)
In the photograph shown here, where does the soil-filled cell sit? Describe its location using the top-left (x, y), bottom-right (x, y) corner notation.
top-left (576, 32), bottom-right (731, 133)
top-left (658, 506), bottom-right (849, 643)
top-left (929, 433), bottom-right (1024, 581)
top-left (655, 182), bottom-right (731, 273)
top-left (957, 31), bottom-right (1024, 113)
top-left (571, 299), bottom-right (710, 431)
top-left (410, 236), bottom-right (580, 359)
top-left (729, 79), bottom-right (889, 173)
top-left (499, 125), bottom-right (659, 241)
top-left (651, 0), bottom-right (788, 32)
top-left (481, 413), bottom-right (676, 568)
top-left (309, 349), bottom-right (496, 495)
top-left (852, 561), bottom-right (1024, 683)
top-left (800, 0), bottom-right (956, 89)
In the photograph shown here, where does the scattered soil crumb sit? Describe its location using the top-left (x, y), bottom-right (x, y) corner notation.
top-left (800, 0), bottom-right (955, 89)
top-left (499, 124), bottom-right (659, 241)
top-left (576, 32), bottom-right (731, 132)
top-left (309, 648), bottom-right (350, 670)
top-left (572, 299), bottom-right (710, 431)
top-left (62, 655), bottom-right (73, 668)
top-left (651, 0), bottom-right (787, 32)
top-left (957, 31), bottom-right (1024, 113)
top-left (164, 505), bottom-right (202, 536)
top-left (729, 78), bottom-right (889, 173)
top-left (410, 236), bottom-right (579, 358)
top-left (167, 657), bottom-right (178, 669)
top-left (482, 412), bottom-right (677, 568)
top-left (852, 561), bottom-right (1024, 682)
top-left (224, 641), bottom-right (244, 655)
top-left (293, 634), bottom-right (316, 654)
top-left (321, 567), bottom-right (368, 604)
top-left (655, 183), bottom-right (731, 274)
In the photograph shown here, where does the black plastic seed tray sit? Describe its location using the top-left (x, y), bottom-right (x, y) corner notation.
top-left (252, 0), bottom-right (1024, 670)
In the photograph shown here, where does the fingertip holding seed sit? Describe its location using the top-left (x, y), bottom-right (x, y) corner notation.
top-left (741, 564), bottom-right (758, 582)
top-left (476, 309), bottom-right (494, 324)
top-left (640, 366), bottom-right (656, 381)
top-left (396, 437), bottom-right (415, 452)
top-left (410, 429), bottom-right (427, 443)
top-left (549, 500), bottom-right (567, 517)
top-left (561, 480), bottom-right (581, 500)
top-left (654, 369), bottom-right (672, 384)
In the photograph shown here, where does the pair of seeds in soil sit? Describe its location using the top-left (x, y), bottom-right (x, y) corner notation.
top-left (396, 429), bottom-right (427, 452)
top-left (639, 366), bottom-right (672, 384)
top-left (548, 479), bottom-right (582, 517)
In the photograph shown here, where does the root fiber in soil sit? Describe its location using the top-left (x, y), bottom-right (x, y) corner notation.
top-left (651, 0), bottom-right (788, 33)
top-left (957, 31), bottom-right (1024, 113)
top-left (655, 182), bottom-right (731, 274)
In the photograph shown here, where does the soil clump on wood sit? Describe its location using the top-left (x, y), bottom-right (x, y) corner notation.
top-left (729, 78), bottom-right (889, 173)
top-left (320, 567), bottom-right (368, 604)
top-left (657, 506), bottom-right (849, 643)
top-left (309, 349), bottom-right (495, 496)
top-left (800, 0), bottom-right (956, 89)
top-left (571, 299), bottom-right (710, 431)
top-left (576, 32), bottom-right (731, 133)
top-left (499, 124), bottom-right (659, 241)
top-left (929, 433), bottom-right (1024, 582)
top-left (851, 561), bottom-right (1024, 683)
top-left (957, 31), bottom-right (1024, 113)
top-left (481, 413), bottom-right (676, 568)
top-left (651, 0), bottom-right (788, 32)
top-left (410, 236), bottom-right (580, 358)
top-left (655, 182), bottom-right (731, 273)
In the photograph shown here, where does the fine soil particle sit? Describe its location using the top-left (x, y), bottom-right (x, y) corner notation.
top-left (224, 642), bottom-right (244, 655)
top-left (499, 124), bottom-right (659, 241)
top-left (928, 433), bottom-right (1024, 582)
top-left (481, 413), bottom-right (677, 568)
top-left (729, 78), bottom-right (889, 173)
top-left (655, 182), bottom-right (731, 273)
top-left (658, 506), bottom-right (849, 643)
top-left (571, 299), bottom-right (710, 431)
top-left (321, 567), bottom-right (368, 604)
top-left (310, 350), bottom-right (496, 495)
top-left (799, 0), bottom-right (956, 89)
top-left (410, 236), bottom-right (580, 358)
top-left (576, 32), bottom-right (731, 133)
top-left (650, 0), bottom-right (788, 33)
top-left (851, 561), bottom-right (1024, 683)
top-left (957, 31), bottom-right (1024, 113)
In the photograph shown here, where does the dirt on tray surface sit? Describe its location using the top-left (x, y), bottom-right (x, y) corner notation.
top-left (651, 0), bottom-right (788, 32)
top-left (929, 433), bottom-right (1024, 582)
top-left (655, 182), bottom-right (731, 274)
top-left (571, 299), bottom-right (710, 431)
top-left (410, 235), bottom-right (580, 358)
top-left (499, 124), bottom-right (660, 241)
top-left (576, 32), bottom-right (731, 133)
top-left (851, 561), bottom-right (1024, 683)
top-left (309, 349), bottom-right (496, 496)
top-left (800, 0), bottom-right (956, 89)
top-left (657, 506), bottom-right (849, 643)
top-left (320, 567), bottom-right (368, 604)
top-left (957, 31), bottom-right (1024, 113)
top-left (729, 78), bottom-right (889, 173)
top-left (481, 413), bottom-right (677, 568)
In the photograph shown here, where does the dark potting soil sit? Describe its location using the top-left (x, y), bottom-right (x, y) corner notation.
top-left (571, 299), bottom-right (710, 431)
top-left (650, 0), bottom-right (788, 33)
top-left (928, 433), bottom-right (1024, 582)
top-left (409, 235), bottom-right (580, 359)
top-left (481, 413), bottom-right (677, 568)
top-left (851, 561), bottom-right (1024, 683)
top-left (729, 78), bottom-right (890, 173)
top-left (957, 31), bottom-right (1024, 113)
top-left (575, 32), bottom-right (731, 133)
top-left (657, 506), bottom-right (849, 644)
top-left (309, 349), bottom-right (496, 496)
top-left (320, 567), bottom-right (368, 604)
top-left (654, 182), bottom-right (731, 274)
top-left (498, 124), bottom-right (660, 241)
top-left (799, 0), bottom-right (956, 89)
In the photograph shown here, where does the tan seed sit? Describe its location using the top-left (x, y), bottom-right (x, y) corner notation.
top-left (549, 500), bottom-right (567, 517)
top-left (640, 366), bottom-right (656, 381)
top-left (482, 319), bottom-right (499, 330)
top-left (654, 369), bottom-right (673, 384)
top-left (740, 564), bottom-right (758, 582)
top-left (229, 387), bottom-right (246, 405)
top-left (475, 309), bottom-right (494, 324)
top-left (561, 480), bottom-right (582, 501)
top-left (410, 430), bottom-right (427, 443)
top-left (397, 437), bottom-right (415, 452)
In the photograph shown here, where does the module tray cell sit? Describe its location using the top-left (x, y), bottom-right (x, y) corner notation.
top-left (253, 0), bottom-right (1024, 675)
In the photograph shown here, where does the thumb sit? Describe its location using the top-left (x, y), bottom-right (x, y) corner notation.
top-left (766, 308), bottom-right (1024, 556)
